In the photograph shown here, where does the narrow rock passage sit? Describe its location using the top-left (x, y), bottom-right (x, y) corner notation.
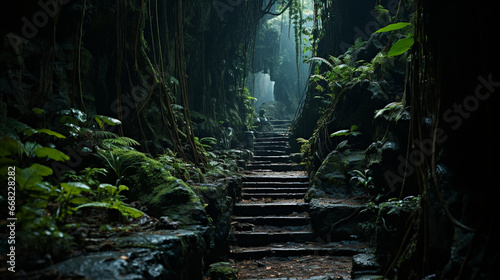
top-left (230, 120), bottom-right (364, 280)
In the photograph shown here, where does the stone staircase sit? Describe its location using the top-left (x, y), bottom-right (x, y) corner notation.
top-left (230, 120), bottom-right (367, 279)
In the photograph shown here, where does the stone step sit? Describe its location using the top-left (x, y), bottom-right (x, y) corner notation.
top-left (254, 145), bottom-right (288, 151)
top-left (232, 216), bottom-right (311, 226)
top-left (255, 133), bottom-right (290, 139)
top-left (243, 175), bottom-right (309, 183)
top-left (242, 187), bottom-right (308, 194)
top-left (242, 181), bottom-right (309, 188)
top-left (253, 155), bottom-right (291, 163)
top-left (233, 202), bottom-right (309, 216)
top-left (234, 231), bottom-right (315, 247)
top-left (241, 192), bottom-right (305, 199)
top-left (230, 241), bottom-right (366, 260)
top-left (254, 150), bottom-right (288, 156)
top-left (247, 163), bottom-right (305, 171)
top-left (267, 120), bottom-right (292, 125)
top-left (254, 141), bottom-right (288, 146)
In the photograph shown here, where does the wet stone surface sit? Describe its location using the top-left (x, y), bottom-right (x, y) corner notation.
top-left (230, 127), bottom-right (367, 279)
top-left (232, 255), bottom-right (352, 280)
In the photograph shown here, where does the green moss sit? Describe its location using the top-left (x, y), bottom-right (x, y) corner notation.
top-left (109, 149), bottom-right (208, 225)
top-left (209, 262), bottom-right (238, 280)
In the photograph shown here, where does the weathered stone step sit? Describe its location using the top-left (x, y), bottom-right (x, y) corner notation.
top-left (254, 150), bottom-right (288, 156)
top-left (242, 181), bottom-right (309, 188)
top-left (254, 141), bottom-right (288, 146)
top-left (230, 241), bottom-right (366, 260)
top-left (271, 126), bottom-right (290, 129)
top-left (247, 163), bottom-right (305, 171)
top-left (233, 202), bottom-right (309, 216)
top-left (232, 216), bottom-right (310, 226)
top-left (255, 135), bottom-right (289, 141)
top-left (253, 145), bottom-right (288, 151)
top-left (243, 175), bottom-right (309, 182)
top-left (241, 192), bottom-right (305, 199)
top-left (234, 231), bottom-right (314, 246)
top-left (267, 119), bottom-right (292, 125)
top-left (242, 187), bottom-right (308, 193)
top-left (253, 155), bottom-right (291, 163)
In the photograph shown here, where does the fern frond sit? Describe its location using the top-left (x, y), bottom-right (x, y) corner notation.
top-left (77, 201), bottom-right (109, 209)
top-left (102, 137), bottom-right (141, 147)
top-left (308, 57), bottom-right (335, 70)
top-left (92, 130), bottom-right (119, 139)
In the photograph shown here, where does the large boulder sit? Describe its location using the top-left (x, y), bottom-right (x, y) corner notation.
top-left (306, 149), bottom-right (366, 201)
top-left (108, 150), bottom-right (208, 226)
top-left (309, 198), bottom-right (370, 240)
top-left (48, 230), bottom-right (207, 279)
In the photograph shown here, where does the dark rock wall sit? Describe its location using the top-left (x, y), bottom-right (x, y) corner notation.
top-left (419, 0), bottom-right (499, 278)
top-left (292, 0), bottom-right (499, 278)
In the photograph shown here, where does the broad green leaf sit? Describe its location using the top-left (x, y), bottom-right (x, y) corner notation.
top-left (0, 136), bottom-right (23, 157)
top-left (117, 204), bottom-right (144, 218)
top-left (118, 185), bottom-right (129, 193)
top-left (34, 147), bottom-right (70, 162)
top-left (330, 129), bottom-right (350, 137)
top-left (99, 183), bottom-right (117, 193)
top-left (69, 197), bottom-right (90, 205)
top-left (32, 108), bottom-right (45, 115)
top-left (94, 115), bottom-right (121, 130)
top-left (35, 128), bottom-right (66, 139)
top-left (388, 37), bottom-right (414, 56)
top-left (375, 22), bottom-right (412, 33)
top-left (61, 182), bottom-right (91, 194)
top-left (17, 164), bottom-right (53, 190)
top-left (375, 102), bottom-right (404, 119)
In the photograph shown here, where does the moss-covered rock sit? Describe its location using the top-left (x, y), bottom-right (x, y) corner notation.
top-left (306, 149), bottom-right (366, 201)
top-left (109, 149), bottom-right (208, 225)
top-left (208, 262), bottom-right (238, 280)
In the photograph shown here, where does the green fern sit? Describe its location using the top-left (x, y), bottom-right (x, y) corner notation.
top-left (102, 137), bottom-right (141, 148)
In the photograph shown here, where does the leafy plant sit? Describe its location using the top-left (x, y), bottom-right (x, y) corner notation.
top-left (296, 138), bottom-right (311, 154)
top-left (77, 184), bottom-right (144, 219)
top-left (350, 169), bottom-right (374, 191)
top-left (375, 22), bottom-right (414, 57)
top-left (54, 182), bottom-right (91, 222)
top-left (57, 108), bottom-right (140, 150)
top-left (94, 150), bottom-right (138, 183)
top-left (0, 134), bottom-right (81, 256)
top-left (374, 102), bottom-right (406, 121)
top-left (330, 125), bottom-right (361, 137)
top-left (64, 167), bottom-right (108, 188)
